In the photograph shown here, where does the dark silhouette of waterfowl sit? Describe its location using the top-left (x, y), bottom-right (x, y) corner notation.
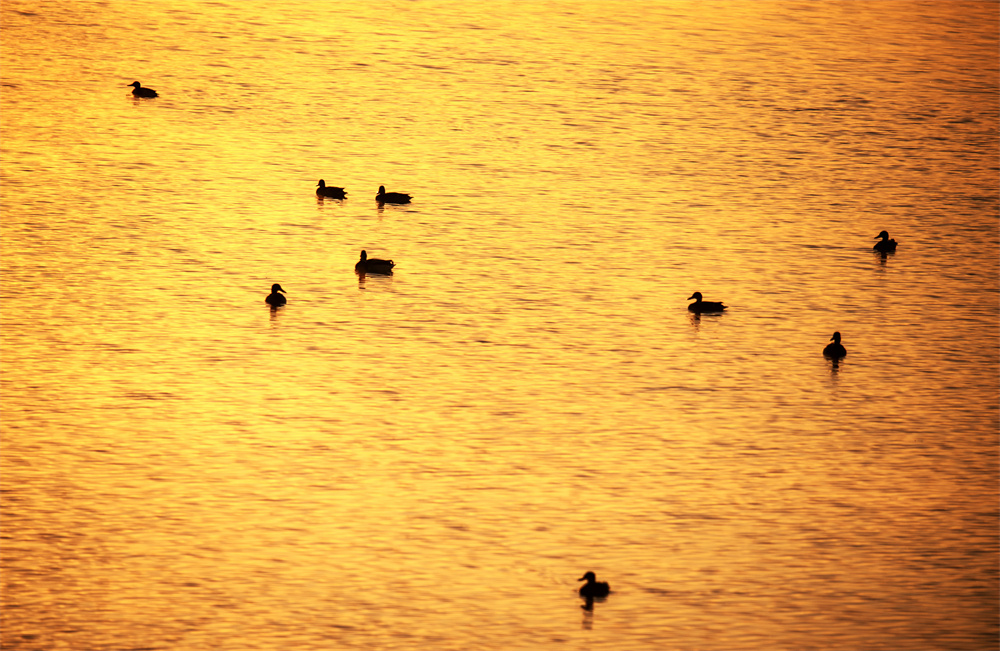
top-left (823, 331), bottom-right (846, 358)
top-left (687, 292), bottom-right (727, 313)
top-left (375, 185), bottom-right (412, 204)
top-left (578, 572), bottom-right (610, 598)
top-left (355, 250), bottom-right (394, 274)
top-left (265, 283), bottom-right (287, 307)
top-left (316, 180), bottom-right (347, 199)
top-left (128, 81), bottom-right (158, 98)
top-left (873, 231), bottom-right (898, 253)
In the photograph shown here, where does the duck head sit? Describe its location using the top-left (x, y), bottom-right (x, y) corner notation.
top-left (377, 185), bottom-right (386, 195)
top-left (317, 179), bottom-right (326, 188)
top-left (578, 571), bottom-right (597, 583)
top-left (687, 292), bottom-right (703, 302)
top-left (128, 81), bottom-right (142, 88)
top-left (830, 331), bottom-right (841, 344)
top-left (875, 231), bottom-right (890, 240)
top-left (359, 250), bottom-right (368, 262)
top-left (271, 283), bottom-right (285, 294)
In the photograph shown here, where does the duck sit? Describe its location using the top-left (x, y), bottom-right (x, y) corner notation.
top-left (578, 572), bottom-right (610, 598)
top-left (128, 81), bottom-right (158, 98)
top-left (265, 283), bottom-right (287, 307)
top-left (355, 250), bottom-right (395, 274)
top-left (873, 231), bottom-right (898, 253)
top-left (375, 185), bottom-right (412, 204)
top-left (687, 292), bottom-right (727, 313)
top-left (823, 331), bottom-right (847, 358)
top-left (316, 179), bottom-right (347, 199)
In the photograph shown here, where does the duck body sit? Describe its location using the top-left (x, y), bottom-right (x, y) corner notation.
top-left (128, 81), bottom-right (158, 98)
top-left (265, 283), bottom-right (287, 307)
top-left (873, 231), bottom-right (898, 253)
top-left (823, 331), bottom-right (846, 358)
top-left (687, 292), bottom-right (727, 313)
top-left (355, 250), bottom-right (395, 274)
top-left (375, 185), bottom-right (412, 204)
top-left (578, 572), bottom-right (610, 598)
top-left (316, 179), bottom-right (347, 199)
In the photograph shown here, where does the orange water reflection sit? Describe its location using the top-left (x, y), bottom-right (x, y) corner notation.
top-left (3, 1), bottom-right (998, 649)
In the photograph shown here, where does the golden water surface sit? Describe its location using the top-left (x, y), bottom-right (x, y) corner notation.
top-left (2, 1), bottom-right (998, 649)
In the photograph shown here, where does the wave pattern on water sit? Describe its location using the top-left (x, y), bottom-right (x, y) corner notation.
top-left (2, 1), bottom-right (998, 650)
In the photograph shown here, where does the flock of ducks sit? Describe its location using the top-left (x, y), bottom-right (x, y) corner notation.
top-left (268, 180), bottom-right (406, 305)
top-left (681, 231), bottom-right (901, 359)
top-left (127, 79), bottom-right (895, 362)
top-left (274, 182), bottom-right (900, 361)
top-left (315, 180), bottom-right (414, 205)
top-left (131, 78), bottom-right (607, 609)
top-left (131, 78), bottom-right (894, 609)
top-left (124, 80), bottom-right (897, 361)
top-left (126, 81), bottom-right (896, 363)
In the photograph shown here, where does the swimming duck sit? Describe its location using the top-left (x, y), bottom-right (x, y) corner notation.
top-left (355, 250), bottom-right (395, 274)
top-left (375, 185), bottom-right (412, 204)
top-left (128, 81), bottom-right (158, 98)
top-left (687, 292), bottom-right (727, 313)
top-left (578, 572), bottom-right (610, 598)
top-left (316, 180), bottom-right (347, 199)
top-left (265, 283), bottom-right (287, 307)
top-left (873, 231), bottom-right (898, 253)
top-left (823, 331), bottom-right (847, 358)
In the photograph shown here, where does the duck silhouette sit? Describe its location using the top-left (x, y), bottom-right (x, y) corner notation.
top-left (687, 292), bottom-right (727, 313)
top-left (316, 180), bottom-right (347, 199)
top-left (578, 572), bottom-right (610, 598)
top-left (823, 331), bottom-right (847, 358)
top-left (355, 250), bottom-right (395, 274)
top-left (128, 81), bottom-right (158, 98)
top-left (375, 185), bottom-right (412, 204)
top-left (265, 283), bottom-right (287, 307)
top-left (873, 231), bottom-right (898, 253)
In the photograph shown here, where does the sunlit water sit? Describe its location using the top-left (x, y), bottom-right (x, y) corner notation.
top-left (2, 1), bottom-right (998, 649)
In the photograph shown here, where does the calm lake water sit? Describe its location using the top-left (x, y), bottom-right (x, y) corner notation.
top-left (2, 1), bottom-right (998, 649)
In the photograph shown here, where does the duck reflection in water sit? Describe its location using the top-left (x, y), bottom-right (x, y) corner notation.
top-left (355, 250), bottom-right (395, 275)
top-left (265, 283), bottom-right (286, 307)
top-left (578, 571), bottom-right (610, 615)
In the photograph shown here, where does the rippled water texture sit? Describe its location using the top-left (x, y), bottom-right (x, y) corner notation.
top-left (2, 1), bottom-right (998, 649)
